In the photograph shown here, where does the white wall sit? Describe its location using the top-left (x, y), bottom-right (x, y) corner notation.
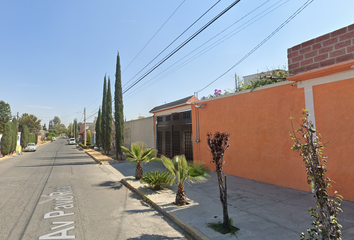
top-left (124, 116), bottom-right (154, 149)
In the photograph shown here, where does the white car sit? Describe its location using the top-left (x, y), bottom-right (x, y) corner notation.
top-left (52, 137), bottom-right (56, 141)
top-left (25, 143), bottom-right (37, 152)
top-left (68, 138), bottom-right (76, 145)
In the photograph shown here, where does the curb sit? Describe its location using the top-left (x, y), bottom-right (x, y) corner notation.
top-left (80, 147), bottom-right (210, 240)
top-left (121, 179), bottom-right (210, 240)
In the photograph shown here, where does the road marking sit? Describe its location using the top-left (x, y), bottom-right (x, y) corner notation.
top-left (39, 186), bottom-right (76, 240)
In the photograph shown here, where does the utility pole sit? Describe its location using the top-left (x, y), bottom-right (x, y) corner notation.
top-left (84, 107), bottom-right (86, 146)
top-left (235, 73), bottom-right (238, 92)
top-left (71, 120), bottom-right (73, 138)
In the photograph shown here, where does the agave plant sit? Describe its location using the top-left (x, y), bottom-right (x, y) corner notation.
top-left (140, 170), bottom-right (174, 190)
top-left (121, 142), bottom-right (159, 180)
top-left (161, 155), bottom-right (210, 206)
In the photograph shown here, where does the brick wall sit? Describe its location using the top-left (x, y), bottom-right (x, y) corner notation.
top-left (288, 23), bottom-right (354, 75)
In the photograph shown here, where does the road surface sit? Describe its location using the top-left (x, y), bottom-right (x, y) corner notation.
top-left (0, 137), bottom-right (188, 240)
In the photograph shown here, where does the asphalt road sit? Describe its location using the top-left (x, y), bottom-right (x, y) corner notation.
top-left (0, 137), bottom-right (188, 240)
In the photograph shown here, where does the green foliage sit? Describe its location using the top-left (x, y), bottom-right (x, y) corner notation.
top-left (290, 110), bottom-right (343, 240)
top-left (101, 75), bottom-right (107, 153)
top-left (115, 52), bottom-right (124, 158)
top-left (207, 218), bottom-right (240, 235)
top-left (0, 100), bottom-right (11, 134)
top-left (238, 69), bottom-right (288, 92)
top-left (79, 143), bottom-right (94, 149)
top-left (21, 125), bottom-right (30, 148)
top-left (29, 133), bottom-right (36, 144)
top-left (19, 113), bottom-right (41, 133)
top-left (45, 132), bottom-right (57, 141)
top-left (105, 77), bottom-right (113, 154)
top-left (95, 108), bottom-right (102, 148)
top-left (49, 116), bottom-right (67, 135)
top-left (11, 117), bottom-right (18, 152)
top-left (121, 142), bottom-right (159, 179)
top-left (140, 170), bottom-right (174, 190)
top-left (161, 155), bottom-right (209, 205)
top-left (1, 121), bottom-right (13, 156)
top-left (86, 130), bottom-right (91, 145)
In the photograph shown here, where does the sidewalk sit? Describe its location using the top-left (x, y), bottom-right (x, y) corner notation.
top-left (84, 149), bottom-right (354, 240)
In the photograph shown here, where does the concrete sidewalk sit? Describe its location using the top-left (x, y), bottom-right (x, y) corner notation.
top-left (84, 149), bottom-right (354, 240)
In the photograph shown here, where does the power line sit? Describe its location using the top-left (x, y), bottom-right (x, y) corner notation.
top-left (123, 0), bottom-right (242, 94)
top-left (122, 0), bottom-right (186, 75)
top-left (123, 0), bottom-right (222, 89)
top-left (123, 0), bottom-right (287, 100)
top-left (197, 0), bottom-right (314, 93)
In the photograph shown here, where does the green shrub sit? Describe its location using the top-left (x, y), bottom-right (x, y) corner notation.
top-left (79, 143), bottom-right (94, 149)
top-left (140, 170), bottom-right (174, 190)
top-left (1, 121), bottom-right (13, 156)
top-left (86, 130), bottom-right (91, 145)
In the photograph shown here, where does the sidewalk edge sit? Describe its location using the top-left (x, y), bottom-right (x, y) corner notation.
top-left (121, 179), bottom-right (210, 240)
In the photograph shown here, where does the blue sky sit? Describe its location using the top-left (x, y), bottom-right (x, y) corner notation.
top-left (1, 0), bottom-right (353, 127)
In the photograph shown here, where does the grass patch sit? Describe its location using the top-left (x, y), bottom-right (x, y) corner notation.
top-left (207, 218), bottom-right (240, 235)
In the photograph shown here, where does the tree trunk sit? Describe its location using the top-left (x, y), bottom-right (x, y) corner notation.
top-left (175, 184), bottom-right (187, 205)
top-left (135, 162), bottom-right (143, 180)
top-left (216, 168), bottom-right (229, 231)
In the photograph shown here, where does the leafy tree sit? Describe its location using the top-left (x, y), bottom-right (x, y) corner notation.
top-left (53, 116), bottom-right (61, 125)
top-left (115, 52), bottom-right (124, 160)
top-left (0, 121), bottom-right (13, 156)
top-left (43, 123), bottom-right (47, 131)
top-left (0, 100), bottom-right (11, 134)
top-left (86, 129), bottom-right (91, 145)
top-left (19, 113), bottom-right (41, 133)
top-left (121, 142), bottom-right (159, 180)
top-left (290, 110), bottom-right (343, 239)
top-left (11, 117), bottom-right (18, 152)
top-left (207, 131), bottom-right (232, 232)
top-left (95, 108), bottom-right (102, 148)
top-left (21, 125), bottom-right (30, 148)
top-left (105, 77), bottom-right (113, 154)
top-left (161, 155), bottom-right (210, 206)
top-left (101, 75), bottom-right (107, 153)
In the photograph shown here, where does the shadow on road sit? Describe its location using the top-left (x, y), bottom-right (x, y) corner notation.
top-left (94, 181), bottom-right (124, 190)
top-left (127, 234), bottom-right (186, 240)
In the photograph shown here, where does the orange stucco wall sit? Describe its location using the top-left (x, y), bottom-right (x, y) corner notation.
top-left (313, 78), bottom-right (354, 201)
top-left (192, 82), bottom-right (310, 193)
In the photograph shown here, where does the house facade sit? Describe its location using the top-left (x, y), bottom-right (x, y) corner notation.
top-left (150, 96), bottom-right (198, 160)
top-left (191, 23), bottom-right (354, 201)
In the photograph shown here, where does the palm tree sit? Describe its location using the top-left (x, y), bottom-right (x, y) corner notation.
top-left (121, 142), bottom-right (159, 180)
top-left (161, 155), bottom-right (210, 206)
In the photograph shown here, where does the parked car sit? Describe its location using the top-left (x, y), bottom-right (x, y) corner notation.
top-left (68, 138), bottom-right (76, 145)
top-left (25, 143), bottom-right (37, 152)
top-left (52, 137), bottom-right (56, 141)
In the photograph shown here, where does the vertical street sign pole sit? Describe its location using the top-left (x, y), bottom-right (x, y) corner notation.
top-left (84, 107), bottom-right (86, 146)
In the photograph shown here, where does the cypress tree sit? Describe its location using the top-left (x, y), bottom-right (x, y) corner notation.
top-left (1, 121), bottom-right (13, 156)
top-left (21, 125), bottom-right (30, 148)
top-left (95, 108), bottom-right (102, 149)
top-left (106, 77), bottom-right (112, 154)
top-left (12, 117), bottom-right (18, 153)
top-left (115, 52), bottom-right (124, 160)
top-left (101, 75), bottom-right (107, 154)
top-left (87, 130), bottom-right (91, 146)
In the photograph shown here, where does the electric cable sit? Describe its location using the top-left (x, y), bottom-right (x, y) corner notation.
top-left (122, 0), bottom-right (186, 75)
top-left (123, 0), bottom-right (286, 100)
top-left (123, 0), bottom-right (222, 88)
top-left (197, 0), bottom-right (314, 93)
top-left (123, 0), bottom-right (242, 94)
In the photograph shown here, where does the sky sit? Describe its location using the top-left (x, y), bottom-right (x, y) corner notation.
top-left (1, 0), bottom-right (353, 128)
